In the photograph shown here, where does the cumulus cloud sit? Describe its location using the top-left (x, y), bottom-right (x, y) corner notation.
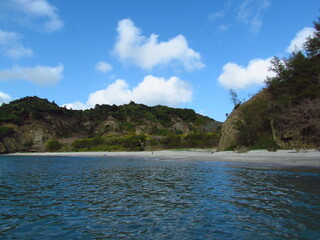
top-left (0, 29), bottom-right (33, 59)
top-left (95, 61), bottom-right (113, 73)
top-left (217, 26), bottom-right (315, 90)
top-left (286, 27), bottom-right (315, 53)
top-left (132, 75), bottom-right (192, 106)
top-left (218, 58), bottom-right (276, 89)
top-left (62, 101), bottom-right (87, 110)
top-left (0, 91), bottom-right (11, 104)
top-left (8, 0), bottom-right (64, 32)
top-left (237, 0), bottom-right (270, 34)
top-left (113, 19), bottom-right (204, 71)
top-left (87, 79), bottom-right (132, 107)
top-left (64, 75), bottom-right (192, 109)
top-left (0, 64), bottom-right (64, 85)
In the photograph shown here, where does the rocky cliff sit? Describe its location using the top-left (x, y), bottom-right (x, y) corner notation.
top-left (218, 89), bottom-right (320, 151)
top-left (217, 90), bottom-right (269, 151)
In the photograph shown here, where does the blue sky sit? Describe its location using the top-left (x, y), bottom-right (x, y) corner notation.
top-left (0, 0), bottom-right (318, 121)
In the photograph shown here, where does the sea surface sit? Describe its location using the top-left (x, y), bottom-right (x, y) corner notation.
top-left (0, 156), bottom-right (320, 239)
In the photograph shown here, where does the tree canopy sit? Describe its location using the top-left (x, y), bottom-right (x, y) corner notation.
top-left (232, 16), bottom-right (320, 150)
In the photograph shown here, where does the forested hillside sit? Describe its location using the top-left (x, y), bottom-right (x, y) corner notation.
top-left (218, 17), bottom-right (320, 151)
top-left (0, 97), bottom-right (221, 153)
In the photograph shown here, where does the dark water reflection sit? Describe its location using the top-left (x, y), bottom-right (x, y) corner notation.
top-left (0, 156), bottom-right (319, 239)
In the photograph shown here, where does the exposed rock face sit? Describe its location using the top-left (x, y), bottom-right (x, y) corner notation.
top-left (218, 89), bottom-right (320, 151)
top-left (172, 122), bottom-right (191, 134)
top-left (217, 108), bottom-right (240, 151)
top-left (0, 121), bottom-right (56, 153)
top-left (0, 142), bottom-right (6, 153)
top-left (95, 116), bottom-right (122, 136)
top-left (217, 90), bottom-right (269, 151)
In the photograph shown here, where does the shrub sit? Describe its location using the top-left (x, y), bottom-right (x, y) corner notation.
top-left (71, 137), bottom-right (104, 150)
top-left (235, 99), bottom-right (272, 148)
top-left (46, 140), bottom-right (62, 152)
top-left (71, 135), bottom-right (147, 151)
top-left (182, 133), bottom-right (220, 148)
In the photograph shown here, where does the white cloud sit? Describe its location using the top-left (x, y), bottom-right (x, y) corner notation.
top-left (95, 61), bottom-right (113, 73)
top-left (0, 64), bottom-right (63, 85)
top-left (87, 79), bottom-right (132, 107)
top-left (9, 0), bottom-right (63, 32)
top-left (64, 75), bottom-right (192, 110)
top-left (286, 27), bottom-right (315, 53)
top-left (0, 91), bottom-right (11, 104)
top-left (0, 29), bottom-right (33, 59)
top-left (237, 0), bottom-right (270, 34)
top-left (62, 101), bottom-right (87, 110)
top-left (85, 75), bottom-right (192, 108)
top-left (218, 58), bottom-right (276, 89)
top-left (217, 26), bottom-right (315, 90)
top-left (132, 75), bottom-right (192, 106)
top-left (113, 19), bottom-right (204, 71)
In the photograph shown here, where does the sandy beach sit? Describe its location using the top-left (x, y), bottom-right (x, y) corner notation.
top-left (7, 149), bottom-right (320, 168)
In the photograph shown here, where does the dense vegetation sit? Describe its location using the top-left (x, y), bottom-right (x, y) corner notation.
top-left (0, 96), bottom-right (221, 153)
top-left (232, 17), bottom-right (320, 150)
top-left (0, 97), bottom-right (66, 125)
top-left (65, 133), bottom-right (220, 152)
top-left (0, 98), bottom-right (219, 133)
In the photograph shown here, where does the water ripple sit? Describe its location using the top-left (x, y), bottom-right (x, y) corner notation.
top-left (0, 156), bottom-right (320, 239)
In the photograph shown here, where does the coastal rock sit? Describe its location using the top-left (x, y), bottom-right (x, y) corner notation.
top-left (217, 90), bottom-right (269, 151)
top-left (218, 87), bottom-right (320, 151)
top-left (0, 142), bottom-right (6, 153)
top-left (217, 108), bottom-right (240, 151)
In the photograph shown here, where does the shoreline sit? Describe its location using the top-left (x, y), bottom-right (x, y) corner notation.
top-left (5, 149), bottom-right (320, 168)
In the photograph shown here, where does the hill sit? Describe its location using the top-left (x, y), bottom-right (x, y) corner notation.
top-left (0, 97), bottom-right (221, 153)
top-left (218, 17), bottom-right (320, 151)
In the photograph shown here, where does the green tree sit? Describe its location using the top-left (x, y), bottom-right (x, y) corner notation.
top-left (265, 16), bottom-right (320, 108)
top-left (304, 17), bottom-right (320, 57)
top-left (46, 140), bottom-right (62, 152)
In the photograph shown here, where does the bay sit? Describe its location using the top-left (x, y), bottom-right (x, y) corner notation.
top-left (0, 156), bottom-right (320, 239)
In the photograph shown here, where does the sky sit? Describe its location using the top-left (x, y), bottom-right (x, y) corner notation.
top-left (0, 0), bottom-right (318, 122)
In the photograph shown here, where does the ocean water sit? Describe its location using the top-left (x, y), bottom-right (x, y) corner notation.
top-left (0, 156), bottom-right (320, 240)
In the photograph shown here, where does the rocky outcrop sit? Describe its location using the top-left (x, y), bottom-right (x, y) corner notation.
top-left (217, 107), bottom-right (241, 151)
top-left (218, 88), bottom-right (320, 151)
top-left (0, 142), bottom-right (6, 153)
top-left (217, 90), bottom-right (269, 151)
top-left (172, 122), bottom-right (191, 134)
top-left (0, 122), bottom-right (56, 153)
top-left (95, 116), bottom-right (122, 135)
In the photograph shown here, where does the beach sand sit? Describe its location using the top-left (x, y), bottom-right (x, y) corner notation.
top-left (7, 149), bottom-right (320, 169)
